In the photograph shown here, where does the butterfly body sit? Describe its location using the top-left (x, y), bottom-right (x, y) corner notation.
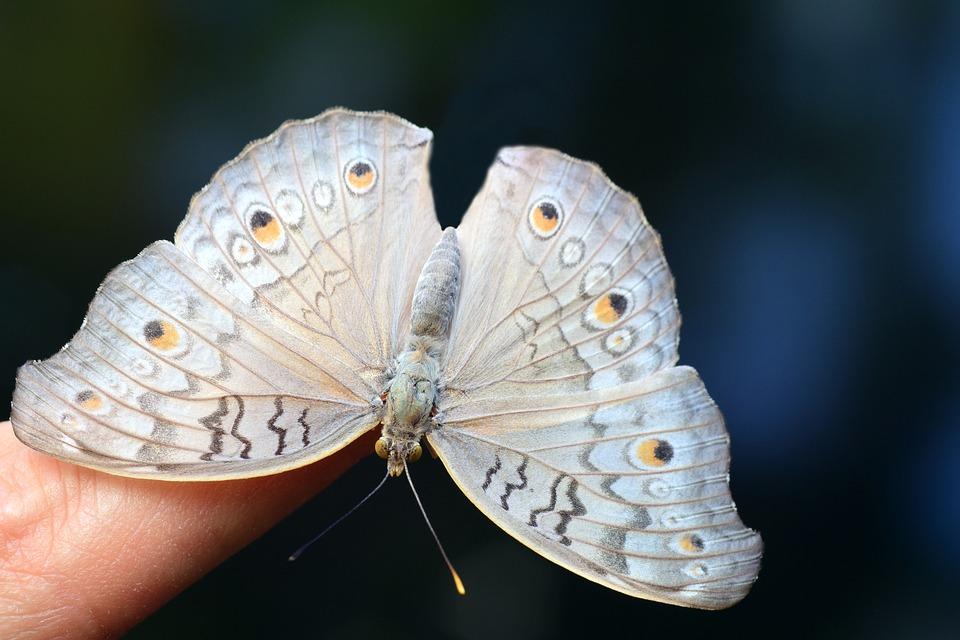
top-left (380, 227), bottom-right (461, 476)
top-left (11, 109), bottom-right (761, 608)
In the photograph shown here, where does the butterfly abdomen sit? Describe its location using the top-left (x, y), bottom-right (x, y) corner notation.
top-left (410, 227), bottom-right (460, 341)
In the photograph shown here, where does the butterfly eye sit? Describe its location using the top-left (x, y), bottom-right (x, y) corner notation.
top-left (375, 437), bottom-right (390, 459)
top-left (407, 443), bottom-right (422, 462)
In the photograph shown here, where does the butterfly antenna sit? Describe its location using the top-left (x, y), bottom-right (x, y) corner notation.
top-left (404, 460), bottom-right (467, 596)
top-left (288, 469), bottom-right (390, 562)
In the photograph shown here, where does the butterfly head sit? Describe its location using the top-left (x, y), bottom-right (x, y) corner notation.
top-left (375, 435), bottom-right (422, 477)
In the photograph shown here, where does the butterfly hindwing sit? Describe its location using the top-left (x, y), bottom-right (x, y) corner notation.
top-left (431, 366), bottom-right (761, 609)
top-left (11, 241), bottom-right (378, 479)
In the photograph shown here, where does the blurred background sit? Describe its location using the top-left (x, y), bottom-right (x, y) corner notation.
top-left (1, 1), bottom-right (958, 638)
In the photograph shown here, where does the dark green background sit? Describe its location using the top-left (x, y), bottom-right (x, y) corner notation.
top-left (2, 1), bottom-right (958, 638)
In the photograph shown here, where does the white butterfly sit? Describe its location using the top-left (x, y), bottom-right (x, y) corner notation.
top-left (10, 108), bottom-right (761, 609)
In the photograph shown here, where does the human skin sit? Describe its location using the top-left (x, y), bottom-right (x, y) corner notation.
top-left (0, 421), bottom-right (375, 639)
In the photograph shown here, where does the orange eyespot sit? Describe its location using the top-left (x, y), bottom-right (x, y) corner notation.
top-left (375, 437), bottom-right (390, 459)
top-left (344, 158), bottom-right (377, 195)
top-left (595, 293), bottom-right (626, 324)
top-left (584, 287), bottom-right (633, 330)
top-left (528, 198), bottom-right (564, 238)
top-left (636, 438), bottom-right (673, 467)
top-left (532, 203), bottom-right (559, 232)
top-left (75, 390), bottom-right (103, 411)
top-left (250, 210), bottom-right (282, 245)
top-left (144, 320), bottom-right (180, 350)
top-left (679, 533), bottom-right (705, 553)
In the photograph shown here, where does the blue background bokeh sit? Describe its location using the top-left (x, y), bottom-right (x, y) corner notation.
top-left (1, 1), bottom-right (958, 637)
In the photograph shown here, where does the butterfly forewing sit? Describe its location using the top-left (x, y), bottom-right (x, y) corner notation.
top-left (175, 109), bottom-right (441, 389)
top-left (443, 147), bottom-right (679, 402)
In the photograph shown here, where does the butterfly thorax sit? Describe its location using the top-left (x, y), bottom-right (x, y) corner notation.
top-left (380, 339), bottom-right (442, 475)
top-left (377, 228), bottom-right (461, 476)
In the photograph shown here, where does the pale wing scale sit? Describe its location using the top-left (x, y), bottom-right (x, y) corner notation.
top-left (430, 367), bottom-right (761, 609)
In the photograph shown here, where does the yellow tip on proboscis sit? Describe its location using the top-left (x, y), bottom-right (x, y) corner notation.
top-left (405, 462), bottom-right (467, 597)
top-left (452, 569), bottom-right (466, 596)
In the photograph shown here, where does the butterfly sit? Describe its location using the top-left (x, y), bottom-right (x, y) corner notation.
top-left (10, 108), bottom-right (761, 609)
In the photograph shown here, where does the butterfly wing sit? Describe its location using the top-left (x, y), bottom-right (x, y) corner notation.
top-left (434, 147), bottom-right (760, 608)
top-left (430, 367), bottom-right (761, 609)
top-left (442, 146), bottom-right (679, 399)
top-left (11, 109), bottom-right (442, 479)
top-left (175, 108), bottom-right (441, 390)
